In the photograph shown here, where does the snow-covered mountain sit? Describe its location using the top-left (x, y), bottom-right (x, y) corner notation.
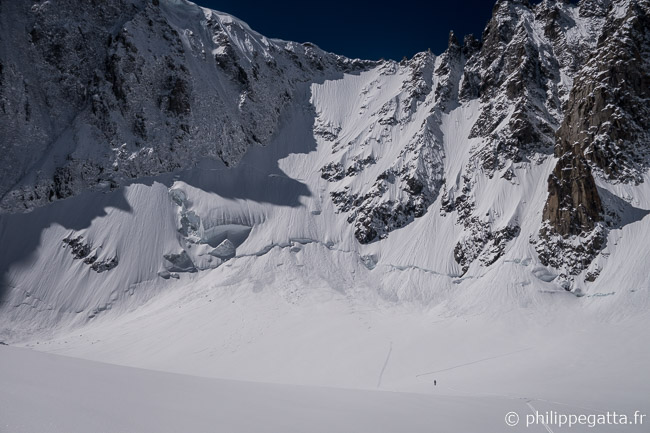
top-left (2, 0), bottom-right (648, 313)
top-left (0, 1), bottom-right (649, 423)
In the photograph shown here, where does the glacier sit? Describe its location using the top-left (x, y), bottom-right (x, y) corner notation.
top-left (0, 0), bottom-right (649, 432)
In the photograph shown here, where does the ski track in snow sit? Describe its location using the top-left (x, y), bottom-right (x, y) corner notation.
top-left (526, 400), bottom-right (556, 433)
top-left (415, 347), bottom-right (532, 377)
top-left (376, 341), bottom-right (393, 389)
top-left (441, 382), bottom-right (611, 420)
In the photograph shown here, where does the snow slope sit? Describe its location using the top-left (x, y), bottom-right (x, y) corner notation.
top-left (2, 68), bottom-right (648, 334)
top-left (1, 93), bottom-right (648, 424)
top-left (5, 346), bottom-right (630, 433)
top-left (2, 312), bottom-right (648, 433)
top-left (0, 346), bottom-right (501, 433)
top-left (1, 0), bottom-right (649, 431)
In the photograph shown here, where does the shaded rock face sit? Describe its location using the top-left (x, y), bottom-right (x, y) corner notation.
top-left (62, 236), bottom-right (119, 273)
top-left (555, 0), bottom-right (650, 185)
top-left (0, 0), bottom-right (143, 206)
top-left (543, 154), bottom-right (603, 236)
top-left (536, 222), bottom-right (606, 279)
top-left (542, 0), bottom-right (650, 227)
top-left (538, 0), bottom-right (650, 279)
top-left (454, 224), bottom-right (520, 275)
top-left (461, 0), bottom-right (598, 175)
top-left (439, 0), bottom-right (609, 275)
top-left (579, 0), bottom-right (613, 18)
top-left (428, 0), bottom-right (647, 280)
top-left (0, 0), bottom-right (373, 213)
top-left (539, 150), bottom-right (606, 279)
top-left (442, 0), bottom-right (649, 278)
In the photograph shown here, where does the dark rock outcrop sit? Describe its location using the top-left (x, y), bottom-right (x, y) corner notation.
top-left (539, 0), bottom-right (649, 279)
top-left (62, 236), bottom-right (118, 273)
top-left (543, 154), bottom-right (603, 236)
top-left (558, 0), bottom-right (650, 184)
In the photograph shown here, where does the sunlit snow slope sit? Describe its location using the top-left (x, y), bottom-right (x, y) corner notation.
top-left (0, 0), bottom-right (649, 430)
top-left (2, 344), bottom-right (647, 433)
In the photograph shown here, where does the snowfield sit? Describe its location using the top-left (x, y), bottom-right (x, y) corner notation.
top-left (1, 0), bottom-right (650, 431)
top-left (2, 347), bottom-right (587, 433)
top-left (2, 297), bottom-right (648, 433)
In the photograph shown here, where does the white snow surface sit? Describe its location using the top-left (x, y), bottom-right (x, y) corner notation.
top-left (1, 73), bottom-right (648, 430)
top-left (1, 343), bottom-right (647, 433)
top-left (1, 1), bottom-right (649, 431)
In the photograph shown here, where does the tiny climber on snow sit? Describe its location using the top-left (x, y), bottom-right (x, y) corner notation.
top-left (434, 379), bottom-right (437, 386)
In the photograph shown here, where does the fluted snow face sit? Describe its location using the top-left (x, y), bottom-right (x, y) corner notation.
top-left (0, 0), bottom-right (649, 338)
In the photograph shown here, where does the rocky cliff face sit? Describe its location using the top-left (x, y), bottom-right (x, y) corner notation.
top-left (1, 0), bottom-right (648, 291)
top-left (539, 0), bottom-right (649, 278)
top-left (553, 0), bottom-right (650, 186)
top-left (0, 0), bottom-right (370, 212)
